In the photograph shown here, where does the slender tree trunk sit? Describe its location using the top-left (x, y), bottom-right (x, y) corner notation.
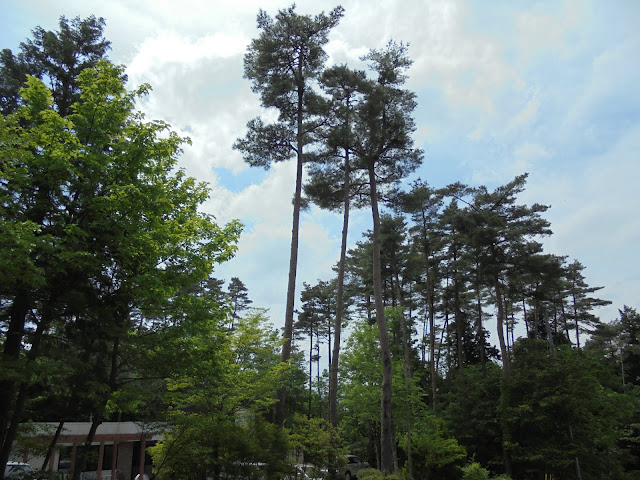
top-left (424, 236), bottom-right (437, 408)
top-left (330, 155), bottom-right (350, 428)
top-left (394, 271), bottom-right (413, 478)
top-left (437, 317), bottom-right (448, 373)
top-left (71, 416), bottom-right (103, 480)
top-left (276, 72), bottom-right (305, 428)
top-left (493, 273), bottom-right (513, 476)
top-left (494, 275), bottom-right (510, 378)
top-left (308, 326), bottom-right (313, 418)
top-left (41, 422), bottom-right (65, 472)
top-left (544, 310), bottom-right (556, 354)
top-left (368, 165), bottom-right (395, 474)
top-left (453, 267), bottom-right (464, 372)
top-left (475, 265), bottom-right (486, 376)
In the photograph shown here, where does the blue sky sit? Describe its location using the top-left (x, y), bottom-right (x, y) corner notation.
top-left (3, 0), bottom-right (639, 345)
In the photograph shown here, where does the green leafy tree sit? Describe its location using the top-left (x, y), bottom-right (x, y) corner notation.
top-left (288, 414), bottom-right (345, 476)
top-left (0, 61), bottom-right (241, 478)
top-left (151, 310), bottom-right (289, 480)
top-left (440, 364), bottom-right (503, 473)
top-left (401, 411), bottom-right (466, 480)
top-left (233, 4), bottom-right (344, 427)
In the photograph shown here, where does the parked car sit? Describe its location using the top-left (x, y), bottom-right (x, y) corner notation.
top-left (4, 462), bottom-right (34, 479)
top-left (344, 455), bottom-right (369, 480)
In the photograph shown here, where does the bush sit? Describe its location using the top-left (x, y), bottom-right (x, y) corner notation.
top-left (356, 468), bottom-right (409, 480)
top-left (461, 462), bottom-right (489, 480)
top-left (357, 468), bottom-right (386, 480)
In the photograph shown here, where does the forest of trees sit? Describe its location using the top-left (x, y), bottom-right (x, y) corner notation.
top-left (1, 8), bottom-right (639, 480)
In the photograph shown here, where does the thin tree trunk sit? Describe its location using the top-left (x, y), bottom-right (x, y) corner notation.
top-left (368, 165), bottom-right (395, 474)
top-left (572, 293), bottom-right (581, 349)
top-left (494, 273), bottom-right (513, 476)
top-left (453, 268), bottom-right (464, 372)
top-left (394, 271), bottom-right (413, 478)
top-left (308, 327), bottom-right (313, 418)
top-left (475, 265), bottom-right (486, 376)
top-left (494, 275), bottom-right (510, 378)
top-left (41, 422), bottom-right (65, 472)
top-left (276, 66), bottom-right (305, 427)
top-left (330, 154), bottom-right (350, 428)
top-left (71, 416), bottom-right (103, 480)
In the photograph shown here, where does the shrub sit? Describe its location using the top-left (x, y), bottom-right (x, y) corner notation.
top-left (461, 462), bottom-right (489, 480)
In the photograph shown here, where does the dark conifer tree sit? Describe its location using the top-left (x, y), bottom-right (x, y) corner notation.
top-left (0, 15), bottom-right (111, 117)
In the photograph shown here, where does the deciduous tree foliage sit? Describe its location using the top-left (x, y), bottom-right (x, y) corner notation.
top-left (150, 311), bottom-right (289, 480)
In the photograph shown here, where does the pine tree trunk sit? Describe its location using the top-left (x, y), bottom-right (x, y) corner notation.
top-left (330, 155), bottom-right (350, 428)
top-left (276, 71), bottom-right (305, 428)
top-left (368, 165), bottom-right (395, 474)
top-left (394, 271), bottom-right (413, 478)
top-left (494, 273), bottom-right (513, 476)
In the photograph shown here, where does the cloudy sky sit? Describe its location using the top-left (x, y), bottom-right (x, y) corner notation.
top-left (3, 0), bottom-right (639, 341)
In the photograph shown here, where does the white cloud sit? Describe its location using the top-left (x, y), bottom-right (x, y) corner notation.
top-left (508, 92), bottom-right (541, 133)
top-left (516, 0), bottom-right (584, 60)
